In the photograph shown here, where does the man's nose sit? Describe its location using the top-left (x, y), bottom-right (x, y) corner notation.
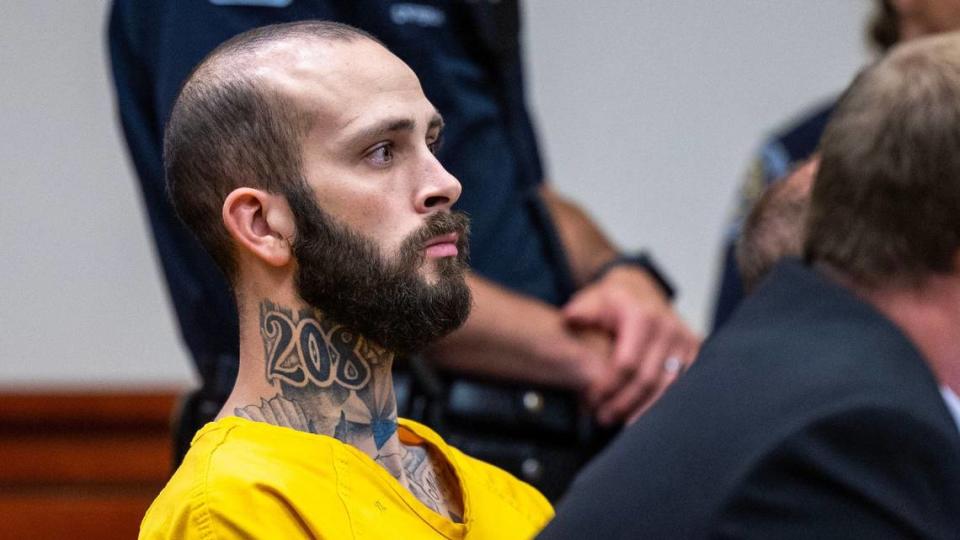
top-left (415, 154), bottom-right (462, 213)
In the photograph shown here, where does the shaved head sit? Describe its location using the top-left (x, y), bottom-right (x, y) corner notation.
top-left (165, 21), bottom-right (380, 282)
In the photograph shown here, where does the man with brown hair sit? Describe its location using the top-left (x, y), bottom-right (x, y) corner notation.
top-left (541, 32), bottom-right (960, 539)
top-left (735, 157), bottom-right (817, 293)
top-left (140, 21), bottom-right (552, 538)
top-left (712, 0), bottom-right (960, 328)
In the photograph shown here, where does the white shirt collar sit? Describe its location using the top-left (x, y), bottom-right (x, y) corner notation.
top-left (940, 386), bottom-right (960, 435)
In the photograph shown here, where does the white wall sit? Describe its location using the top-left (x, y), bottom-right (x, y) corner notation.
top-left (0, 1), bottom-right (872, 386)
top-left (0, 1), bottom-right (194, 387)
top-left (524, 0), bottom-right (873, 334)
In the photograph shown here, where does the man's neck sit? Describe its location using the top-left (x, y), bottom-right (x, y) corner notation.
top-left (225, 297), bottom-right (463, 521)
top-left (230, 298), bottom-right (403, 467)
top-left (827, 267), bottom-right (960, 394)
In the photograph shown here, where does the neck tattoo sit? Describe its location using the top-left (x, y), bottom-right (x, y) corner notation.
top-left (235, 299), bottom-right (463, 522)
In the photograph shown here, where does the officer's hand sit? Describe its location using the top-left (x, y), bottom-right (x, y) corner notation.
top-left (563, 266), bottom-right (701, 425)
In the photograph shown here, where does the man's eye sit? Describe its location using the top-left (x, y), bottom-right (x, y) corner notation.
top-left (367, 144), bottom-right (393, 167)
top-left (428, 136), bottom-right (444, 155)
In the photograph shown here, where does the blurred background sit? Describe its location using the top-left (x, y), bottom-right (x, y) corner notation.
top-left (0, 1), bottom-right (872, 536)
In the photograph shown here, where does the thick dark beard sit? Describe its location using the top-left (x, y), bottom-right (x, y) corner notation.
top-left (284, 182), bottom-right (472, 356)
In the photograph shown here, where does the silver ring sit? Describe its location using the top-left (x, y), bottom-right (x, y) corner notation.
top-left (663, 356), bottom-right (684, 374)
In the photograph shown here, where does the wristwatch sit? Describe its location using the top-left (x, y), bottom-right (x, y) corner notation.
top-left (591, 251), bottom-right (676, 300)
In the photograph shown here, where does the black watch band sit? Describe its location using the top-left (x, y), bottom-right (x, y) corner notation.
top-left (591, 251), bottom-right (676, 300)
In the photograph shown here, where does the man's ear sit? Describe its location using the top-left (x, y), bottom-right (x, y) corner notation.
top-left (222, 188), bottom-right (296, 268)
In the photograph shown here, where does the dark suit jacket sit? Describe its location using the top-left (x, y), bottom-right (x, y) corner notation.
top-left (540, 260), bottom-right (960, 539)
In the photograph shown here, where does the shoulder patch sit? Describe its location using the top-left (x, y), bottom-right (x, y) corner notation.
top-left (209, 0), bottom-right (293, 7)
top-left (390, 3), bottom-right (446, 27)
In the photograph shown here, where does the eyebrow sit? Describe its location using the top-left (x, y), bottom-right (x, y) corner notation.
top-left (346, 112), bottom-right (444, 147)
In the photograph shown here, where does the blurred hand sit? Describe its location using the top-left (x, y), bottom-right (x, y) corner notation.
top-left (563, 265), bottom-right (701, 425)
top-left (565, 324), bottom-right (614, 393)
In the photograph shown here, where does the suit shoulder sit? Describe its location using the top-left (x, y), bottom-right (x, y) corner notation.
top-left (714, 404), bottom-right (960, 538)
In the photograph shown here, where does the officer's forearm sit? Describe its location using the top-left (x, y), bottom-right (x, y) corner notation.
top-left (538, 184), bottom-right (618, 286)
top-left (423, 273), bottom-right (611, 390)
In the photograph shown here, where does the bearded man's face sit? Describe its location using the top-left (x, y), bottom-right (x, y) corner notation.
top-left (284, 182), bottom-right (471, 355)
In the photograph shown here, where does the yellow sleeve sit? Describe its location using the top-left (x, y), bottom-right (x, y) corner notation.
top-left (448, 445), bottom-right (555, 534)
top-left (472, 455), bottom-right (555, 526)
top-left (139, 478), bottom-right (322, 540)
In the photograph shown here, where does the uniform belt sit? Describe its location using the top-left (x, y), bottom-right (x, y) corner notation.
top-left (400, 357), bottom-right (618, 500)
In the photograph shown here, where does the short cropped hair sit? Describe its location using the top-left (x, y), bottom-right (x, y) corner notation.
top-left (805, 33), bottom-right (960, 288)
top-left (737, 162), bottom-right (814, 293)
top-left (164, 21), bottom-right (378, 283)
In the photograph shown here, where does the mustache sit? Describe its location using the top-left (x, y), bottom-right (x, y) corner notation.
top-left (411, 212), bottom-right (470, 247)
top-left (397, 211), bottom-right (471, 266)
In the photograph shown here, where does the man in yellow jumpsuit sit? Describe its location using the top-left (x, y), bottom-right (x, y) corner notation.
top-left (140, 21), bottom-right (552, 539)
